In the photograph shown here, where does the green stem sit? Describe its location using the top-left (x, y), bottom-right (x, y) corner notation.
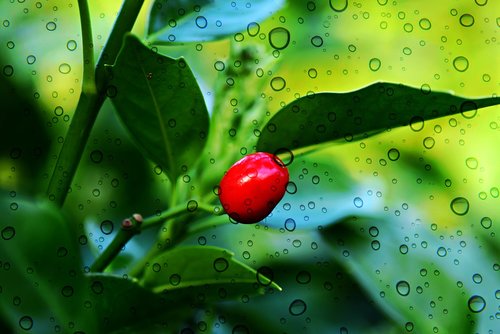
top-left (91, 202), bottom-right (223, 273)
top-left (46, 0), bottom-right (145, 206)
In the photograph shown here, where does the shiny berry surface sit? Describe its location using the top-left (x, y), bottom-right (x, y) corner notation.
top-left (218, 152), bottom-right (289, 224)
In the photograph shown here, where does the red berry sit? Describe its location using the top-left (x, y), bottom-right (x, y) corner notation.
top-left (218, 152), bottom-right (289, 224)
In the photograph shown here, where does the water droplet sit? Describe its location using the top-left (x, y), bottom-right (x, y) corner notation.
top-left (286, 181), bottom-right (297, 194)
top-left (405, 322), bottom-right (414, 332)
top-left (450, 197), bottom-right (469, 216)
top-left (58, 63), bottom-right (71, 74)
top-left (19, 316), bottom-right (33, 330)
top-left (419, 18), bottom-right (431, 30)
top-left (465, 157), bottom-right (478, 169)
top-left (396, 280), bottom-right (410, 296)
top-left (214, 60), bottom-right (225, 71)
top-left (453, 56), bottom-right (469, 72)
top-left (169, 273), bottom-right (181, 286)
top-left (100, 220), bottom-right (114, 235)
top-left (46, 21), bottom-right (57, 31)
top-left (1, 226), bottom-right (15, 240)
top-left (437, 247), bottom-right (447, 257)
top-left (6, 40), bottom-right (15, 49)
top-left (371, 240), bottom-right (381, 250)
top-left (403, 47), bottom-right (412, 55)
top-left (423, 137), bottom-right (435, 149)
top-left (90, 150), bottom-right (103, 163)
top-left (61, 285), bottom-right (74, 297)
top-left (246, 22), bottom-right (260, 37)
top-left (91, 280), bottom-right (104, 294)
top-left (289, 299), bottom-right (307, 316)
top-left (387, 148), bottom-right (400, 161)
top-left (480, 217), bottom-right (492, 229)
top-left (187, 200), bottom-right (198, 212)
top-left (329, 0), bottom-right (348, 12)
top-left (307, 68), bottom-right (317, 78)
top-left (195, 16), bottom-right (207, 29)
top-left (213, 257), bottom-right (229, 272)
top-left (296, 270), bottom-right (311, 284)
top-left (369, 58), bottom-right (381, 71)
top-left (468, 295), bottom-right (486, 313)
top-left (399, 244), bottom-right (408, 254)
top-left (26, 55), bottom-right (36, 65)
top-left (459, 14), bottom-right (475, 27)
top-left (472, 273), bottom-right (483, 284)
top-left (311, 35), bottom-right (324, 47)
top-left (353, 197), bottom-right (364, 208)
top-left (369, 226), bottom-right (379, 237)
top-left (66, 39), bottom-right (77, 51)
top-left (284, 218), bottom-right (296, 232)
top-left (268, 27), bottom-right (290, 50)
top-left (403, 23), bottom-right (414, 32)
top-left (256, 266), bottom-right (274, 286)
top-left (270, 77), bottom-right (286, 91)
top-left (409, 116), bottom-right (424, 131)
top-left (2, 65), bottom-right (14, 77)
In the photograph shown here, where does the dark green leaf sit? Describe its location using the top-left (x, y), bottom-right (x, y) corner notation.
top-left (109, 34), bottom-right (209, 182)
top-left (257, 82), bottom-right (500, 153)
top-left (86, 274), bottom-right (188, 333)
top-left (142, 246), bottom-right (281, 301)
top-left (321, 216), bottom-right (496, 333)
top-left (147, 0), bottom-right (285, 43)
top-left (0, 195), bottom-right (97, 333)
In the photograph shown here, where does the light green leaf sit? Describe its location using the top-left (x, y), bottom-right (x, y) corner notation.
top-left (109, 34), bottom-right (209, 182)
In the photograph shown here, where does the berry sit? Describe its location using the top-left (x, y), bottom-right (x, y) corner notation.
top-left (218, 152), bottom-right (289, 224)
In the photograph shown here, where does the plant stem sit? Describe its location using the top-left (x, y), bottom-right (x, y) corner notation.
top-left (46, 0), bottom-right (145, 206)
top-left (91, 202), bottom-right (222, 273)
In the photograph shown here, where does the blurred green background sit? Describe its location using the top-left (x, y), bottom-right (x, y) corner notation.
top-left (1, 0), bottom-right (498, 333)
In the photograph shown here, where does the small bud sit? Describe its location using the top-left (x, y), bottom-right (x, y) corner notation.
top-left (132, 213), bottom-right (143, 225)
top-left (121, 218), bottom-right (133, 229)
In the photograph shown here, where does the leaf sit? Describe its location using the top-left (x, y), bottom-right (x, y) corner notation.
top-left (85, 274), bottom-right (189, 333)
top-left (142, 246), bottom-right (281, 302)
top-left (147, 0), bottom-right (285, 43)
top-left (321, 216), bottom-right (496, 333)
top-left (109, 34), bottom-right (209, 182)
top-left (257, 82), bottom-right (500, 153)
top-left (0, 195), bottom-right (97, 333)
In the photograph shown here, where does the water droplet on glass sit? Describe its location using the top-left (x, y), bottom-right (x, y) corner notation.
top-left (169, 273), bottom-right (181, 286)
top-left (19, 316), bottom-right (33, 330)
top-left (409, 116), bottom-right (424, 131)
top-left (329, 0), bottom-right (348, 12)
top-left (369, 58), bottom-right (381, 71)
top-left (353, 197), bottom-right (364, 208)
top-left (396, 280), bottom-right (410, 296)
top-left (270, 77), bottom-right (286, 91)
top-left (387, 148), bottom-right (400, 161)
top-left (465, 157), bottom-right (478, 169)
top-left (187, 200), bottom-right (198, 212)
top-left (1, 226), bottom-right (15, 240)
top-left (399, 244), bottom-right (408, 254)
top-left (214, 60), bottom-right (225, 71)
top-left (284, 218), bottom-right (296, 232)
top-left (90, 150), bottom-right (103, 163)
top-left (26, 55), bottom-right (36, 65)
top-left (61, 285), bottom-right (74, 297)
top-left (2, 65), bottom-right (14, 77)
top-left (247, 22), bottom-right (260, 37)
top-left (480, 217), bottom-right (492, 229)
top-left (195, 16), bottom-right (207, 29)
top-left (369, 226), bottom-right (379, 237)
top-left (66, 39), bottom-right (77, 51)
top-left (289, 299), bottom-right (307, 316)
top-left (437, 246), bottom-right (447, 257)
top-left (450, 197), bottom-right (469, 216)
top-left (100, 220), bottom-right (114, 235)
top-left (468, 295), bottom-right (486, 313)
top-left (213, 257), bottom-right (229, 272)
top-left (296, 270), bottom-right (311, 284)
top-left (423, 137), bottom-right (435, 149)
top-left (91, 280), bottom-right (104, 294)
top-left (57, 63), bottom-right (71, 74)
top-left (371, 240), bottom-right (381, 250)
top-left (46, 21), bottom-right (57, 31)
top-left (453, 56), bottom-right (469, 72)
top-left (472, 273), bottom-right (483, 284)
top-left (311, 35), bottom-right (324, 47)
top-left (459, 14), bottom-right (475, 27)
top-left (307, 68), bottom-right (317, 78)
top-left (268, 27), bottom-right (290, 50)
top-left (419, 18), bottom-right (431, 30)
top-left (152, 263), bottom-right (161, 272)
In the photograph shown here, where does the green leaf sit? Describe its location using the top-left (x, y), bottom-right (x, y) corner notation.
top-left (85, 274), bottom-right (188, 333)
top-left (0, 195), bottom-right (97, 333)
top-left (321, 216), bottom-right (496, 333)
top-left (109, 34), bottom-right (209, 182)
top-left (257, 82), bottom-right (500, 153)
top-left (148, 0), bottom-right (285, 43)
top-left (142, 246), bottom-right (281, 301)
